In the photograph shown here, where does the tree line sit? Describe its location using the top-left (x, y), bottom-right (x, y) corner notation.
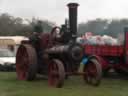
top-left (78, 18), bottom-right (128, 38)
top-left (0, 13), bottom-right (128, 38)
top-left (0, 13), bottom-right (54, 36)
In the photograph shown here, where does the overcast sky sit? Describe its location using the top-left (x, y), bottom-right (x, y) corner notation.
top-left (0, 0), bottom-right (128, 25)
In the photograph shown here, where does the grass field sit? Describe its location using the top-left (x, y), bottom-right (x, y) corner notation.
top-left (0, 72), bottom-right (128, 96)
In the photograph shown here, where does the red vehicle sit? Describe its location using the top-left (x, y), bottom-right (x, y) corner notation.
top-left (83, 28), bottom-right (128, 76)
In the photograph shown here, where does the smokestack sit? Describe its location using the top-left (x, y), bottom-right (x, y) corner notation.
top-left (67, 3), bottom-right (79, 41)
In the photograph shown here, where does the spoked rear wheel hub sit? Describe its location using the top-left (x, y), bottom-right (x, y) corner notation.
top-left (16, 44), bottom-right (37, 81)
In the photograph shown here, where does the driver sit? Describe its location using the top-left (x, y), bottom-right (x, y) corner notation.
top-left (29, 20), bottom-right (43, 45)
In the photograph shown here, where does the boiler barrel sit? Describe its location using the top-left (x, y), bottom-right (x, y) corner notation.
top-left (45, 44), bottom-right (83, 61)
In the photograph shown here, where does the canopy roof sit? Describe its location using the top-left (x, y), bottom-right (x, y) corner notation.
top-left (0, 39), bottom-right (15, 46)
top-left (0, 36), bottom-right (28, 46)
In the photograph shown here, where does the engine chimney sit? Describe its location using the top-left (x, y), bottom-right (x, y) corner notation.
top-left (67, 3), bottom-right (79, 41)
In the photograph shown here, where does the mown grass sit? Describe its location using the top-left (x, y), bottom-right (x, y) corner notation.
top-left (0, 72), bottom-right (128, 96)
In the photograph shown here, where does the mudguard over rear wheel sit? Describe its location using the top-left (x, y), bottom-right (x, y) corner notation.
top-left (48, 59), bottom-right (65, 88)
top-left (83, 58), bottom-right (102, 86)
top-left (16, 44), bottom-right (37, 81)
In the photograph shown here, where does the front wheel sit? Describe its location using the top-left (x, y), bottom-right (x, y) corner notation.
top-left (48, 59), bottom-right (65, 88)
top-left (83, 58), bottom-right (102, 86)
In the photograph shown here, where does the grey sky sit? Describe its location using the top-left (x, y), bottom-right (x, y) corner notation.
top-left (0, 0), bottom-right (128, 25)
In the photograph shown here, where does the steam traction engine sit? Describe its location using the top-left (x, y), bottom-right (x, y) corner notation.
top-left (16, 3), bottom-right (102, 88)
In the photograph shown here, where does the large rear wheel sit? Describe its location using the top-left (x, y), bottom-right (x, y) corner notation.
top-left (48, 59), bottom-right (65, 88)
top-left (16, 44), bottom-right (37, 81)
top-left (83, 58), bottom-right (102, 86)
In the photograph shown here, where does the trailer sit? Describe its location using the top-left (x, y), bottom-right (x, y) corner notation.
top-left (82, 27), bottom-right (128, 77)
